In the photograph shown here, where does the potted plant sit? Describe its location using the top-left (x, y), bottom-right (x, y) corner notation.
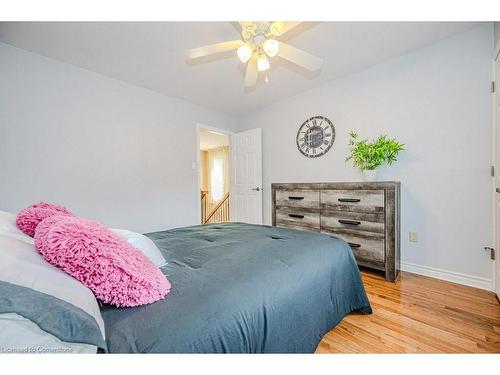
top-left (346, 131), bottom-right (404, 181)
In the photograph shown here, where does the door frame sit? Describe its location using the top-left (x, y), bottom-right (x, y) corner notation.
top-left (492, 39), bottom-right (500, 295)
top-left (195, 123), bottom-right (234, 224)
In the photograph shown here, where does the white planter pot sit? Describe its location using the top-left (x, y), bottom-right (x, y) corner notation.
top-left (362, 169), bottom-right (377, 181)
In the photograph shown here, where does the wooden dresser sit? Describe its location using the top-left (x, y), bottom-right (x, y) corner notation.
top-left (271, 182), bottom-right (400, 281)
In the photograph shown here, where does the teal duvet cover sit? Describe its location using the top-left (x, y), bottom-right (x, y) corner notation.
top-left (100, 223), bottom-right (371, 353)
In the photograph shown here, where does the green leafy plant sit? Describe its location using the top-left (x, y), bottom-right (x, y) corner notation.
top-left (346, 131), bottom-right (404, 171)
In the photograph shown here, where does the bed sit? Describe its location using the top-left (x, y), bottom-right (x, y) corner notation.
top-left (99, 222), bottom-right (371, 353)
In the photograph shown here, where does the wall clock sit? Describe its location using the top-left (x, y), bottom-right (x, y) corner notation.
top-left (296, 116), bottom-right (335, 158)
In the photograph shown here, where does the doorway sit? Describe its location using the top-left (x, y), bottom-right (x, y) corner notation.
top-left (198, 125), bottom-right (231, 224)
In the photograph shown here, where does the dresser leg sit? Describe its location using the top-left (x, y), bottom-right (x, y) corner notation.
top-left (385, 268), bottom-right (396, 282)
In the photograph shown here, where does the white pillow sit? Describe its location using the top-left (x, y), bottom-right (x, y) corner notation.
top-left (112, 229), bottom-right (167, 267)
top-left (0, 210), bottom-right (34, 244)
top-left (0, 234), bottom-right (105, 353)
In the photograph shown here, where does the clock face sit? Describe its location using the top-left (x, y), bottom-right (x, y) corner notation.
top-left (296, 116), bottom-right (335, 158)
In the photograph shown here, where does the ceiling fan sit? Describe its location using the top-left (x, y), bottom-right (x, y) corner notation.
top-left (186, 21), bottom-right (323, 88)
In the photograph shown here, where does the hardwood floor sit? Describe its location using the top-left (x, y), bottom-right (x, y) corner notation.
top-left (316, 271), bottom-right (500, 353)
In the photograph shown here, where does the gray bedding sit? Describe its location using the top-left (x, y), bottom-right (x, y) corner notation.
top-left (0, 280), bottom-right (106, 351)
top-left (100, 223), bottom-right (371, 353)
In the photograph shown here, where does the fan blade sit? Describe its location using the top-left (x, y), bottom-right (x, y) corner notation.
top-left (186, 40), bottom-right (243, 59)
top-left (278, 42), bottom-right (323, 71)
top-left (244, 56), bottom-right (258, 87)
top-left (269, 22), bottom-right (301, 36)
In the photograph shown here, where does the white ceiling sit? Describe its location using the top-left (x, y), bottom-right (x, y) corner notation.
top-left (199, 129), bottom-right (229, 151)
top-left (0, 22), bottom-right (483, 116)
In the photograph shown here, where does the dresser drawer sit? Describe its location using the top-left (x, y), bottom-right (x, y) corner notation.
top-left (275, 207), bottom-right (320, 231)
top-left (326, 231), bottom-right (385, 264)
top-left (275, 189), bottom-right (320, 209)
top-left (321, 210), bottom-right (385, 235)
top-left (321, 190), bottom-right (384, 213)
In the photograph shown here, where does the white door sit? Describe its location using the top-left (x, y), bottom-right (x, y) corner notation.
top-left (494, 56), bottom-right (500, 299)
top-left (231, 128), bottom-right (263, 224)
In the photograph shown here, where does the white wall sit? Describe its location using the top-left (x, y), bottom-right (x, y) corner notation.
top-left (237, 25), bottom-right (494, 283)
top-left (495, 22), bottom-right (500, 48)
top-left (0, 42), bottom-right (236, 233)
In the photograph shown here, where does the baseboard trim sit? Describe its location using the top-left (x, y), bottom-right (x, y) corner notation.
top-left (401, 262), bottom-right (492, 291)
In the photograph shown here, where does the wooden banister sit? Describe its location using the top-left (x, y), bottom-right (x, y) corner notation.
top-left (200, 191), bottom-right (208, 224)
top-left (204, 192), bottom-right (230, 224)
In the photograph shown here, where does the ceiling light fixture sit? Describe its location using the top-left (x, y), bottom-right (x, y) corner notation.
top-left (263, 39), bottom-right (279, 57)
top-left (237, 43), bottom-right (253, 63)
top-left (186, 22), bottom-right (323, 88)
top-left (257, 53), bottom-right (270, 72)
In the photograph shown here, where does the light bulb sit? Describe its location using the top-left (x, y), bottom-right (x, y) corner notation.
top-left (257, 53), bottom-right (270, 72)
top-left (263, 39), bottom-right (280, 57)
top-left (237, 43), bottom-right (253, 63)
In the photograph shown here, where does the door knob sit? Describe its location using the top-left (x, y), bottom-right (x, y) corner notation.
top-left (252, 187), bottom-right (261, 191)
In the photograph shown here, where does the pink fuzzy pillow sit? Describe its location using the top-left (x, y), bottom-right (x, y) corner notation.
top-left (34, 215), bottom-right (171, 307)
top-left (16, 202), bottom-right (73, 237)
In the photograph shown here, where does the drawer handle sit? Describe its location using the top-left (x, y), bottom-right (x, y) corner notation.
top-left (348, 242), bottom-right (361, 248)
top-left (338, 219), bottom-right (361, 225)
top-left (288, 214), bottom-right (304, 219)
top-left (338, 198), bottom-right (361, 203)
top-left (288, 196), bottom-right (304, 200)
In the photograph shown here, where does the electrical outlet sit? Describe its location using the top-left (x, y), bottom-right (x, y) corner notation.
top-left (409, 232), bottom-right (418, 242)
